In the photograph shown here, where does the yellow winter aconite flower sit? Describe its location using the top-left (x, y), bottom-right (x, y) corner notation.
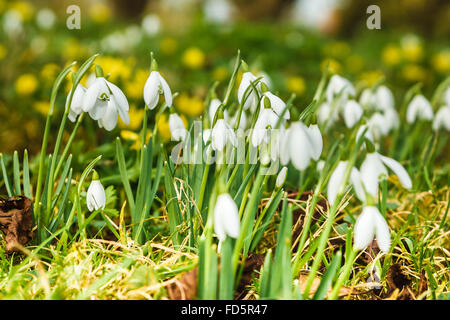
top-left (120, 130), bottom-right (151, 150)
top-left (213, 66), bottom-right (229, 82)
top-left (160, 37), bottom-right (178, 56)
top-left (33, 101), bottom-right (50, 116)
top-left (345, 55), bottom-right (364, 74)
top-left (382, 45), bottom-right (402, 66)
top-left (401, 64), bottom-right (427, 82)
top-left (321, 58), bottom-right (341, 74)
top-left (157, 113), bottom-right (188, 141)
top-left (176, 93), bottom-right (205, 117)
top-left (40, 63), bottom-right (60, 84)
top-left (15, 73), bottom-right (38, 96)
top-left (96, 56), bottom-right (133, 83)
top-left (431, 51), bottom-right (450, 74)
top-left (183, 47), bottom-right (206, 69)
top-left (10, 1), bottom-right (34, 21)
top-left (286, 76), bottom-right (306, 96)
top-left (323, 41), bottom-right (351, 59)
top-left (359, 70), bottom-right (384, 86)
top-left (401, 37), bottom-right (423, 62)
top-left (62, 38), bottom-right (88, 61)
top-left (125, 68), bottom-right (148, 100)
top-left (89, 2), bottom-right (112, 24)
top-left (0, 44), bottom-right (7, 60)
top-left (119, 105), bottom-right (144, 130)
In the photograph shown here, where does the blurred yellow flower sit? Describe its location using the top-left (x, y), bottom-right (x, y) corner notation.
top-left (0, 44), bottom-right (7, 60)
top-left (401, 64), bottom-right (427, 82)
top-left (176, 93), bottom-right (205, 117)
top-left (96, 56), bottom-right (133, 83)
top-left (431, 51), bottom-right (450, 74)
top-left (321, 58), bottom-right (341, 74)
top-left (89, 2), bottom-right (112, 24)
top-left (62, 38), bottom-right (88, 61)
top-left (183, 47), bottom-right (206, 69)
top-left (160, 37), bottom-right (178, 56)
top-left (119, 104), bottom-right (144, 130)
top-left (40, 63), bottom-right (60, 84)
top-left (33, 101), bottom-right (50, 116)
top-left (213, 66), bottom-right (229, 82)
top-left (345, 55), bottom-right (364, 74)
top-left (401, 37), bottom-right (423, 62)
top-left (125, 68), bottom-right (148, 100)
top-left (359, 70), bottom-right (384, 86)
top-left (286, 76), bottom-right (306, 96)
top-left (10, 1), bottom-right (34, 21)
top-left (120, 130), bottom-right (151, 150)
top-left (15, 73), bottom-right (38, 96)
top-left (323, 41), bottom-right (351, 59)
top-left (382, 45), bottom-right (402, 66)
top-left (157, 113), bottom-right (188, 141)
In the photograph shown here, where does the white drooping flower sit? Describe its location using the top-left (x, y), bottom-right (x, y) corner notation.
top-left (211, 119), bottom-right (237, 151)
top-left (354, 205), bottom-right (391, 253)
top-left (432, 105), bottom-right (450, 131)
top-left (237, 71), bottom-right (260, 111)
top-left (360, 152), bottom-right (412, 198)
top-left (204, 0), bottom-right (233, 24)
top-left (251, 107), bottom-right (279, 147)
top-left (343, 100), bottom-right (363, 128)
top-left (327, 161), bottom-right (365, 206)
top-left (375, 85), bottom-right (395, 111)
top-left (214, 193), bottom-right (240, 241)
top-left (276, 166), bottom-right (288, 188)
top-left (82, 77), bottom-right (130, 131)
top-left (208, 98), bottom-right (229, 124)
top-left (67, 84), bottom-right (86, 122)
top-left (143, 70), bottom-right (172, 110)
top-left (326, 75), bottom-right (355, 105)
top-left (406, 94), bottom-right (433, 124)
top-left (36, 8), bottom-right (56, 30)
top-left (261, 92), bottom-right (290, 120)
top-left (86, 179), bottom-right (106, 212)
top-left (317, 101), bottom-right (339, 126)
top-left (169, 113), bottom-right (187, 141)
top-left (284, 122), bottom-right (322, 171)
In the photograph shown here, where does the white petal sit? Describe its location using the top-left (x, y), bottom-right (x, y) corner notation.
top-left (143, 71), bottom-right (160, 109)
top-left (306, 124), bottom-right (322, 161)
top-left (288, 122), bottom-right (313, 171)
top-left (238, 72), bottom-right (258, 111)
top-left (276, 166), bottom-right (288, 188)
top-left (350, 167), bottom-right (366, 203)
top-left (208, 98), bottom-right (222, 124)
top-left (327, 161), bottom-right (348, 206)
top-left (211, 119), bottom-right (227, 151)
top-left (379, 154), bottom-right (412, 189)
top-left (373, 209), bottom-right (391, 253)
top-left (88, 99), bottom-right (108, 120)
top-left (98, 99), bottom-right (118, 131)
top-left (265, 92), bottom-right (289, 120)
top-left (375, 86), bottom-right (394, 111)
top-left (82, 79), bottom-right (102, 112)
top-left (69, 84), bottom-right (86, 115)
top-left (158, 72), bottom-right (172, 107)
top-left (107, 81), bottom-right (129, 124)
top-left (169, 113), bottom-right (186, 141)
top-left (360, 153), bottom-right (387, 197)
top-left (86, 180), bottom-right (106, 211)
top-left (354, 206), bottom-right (376, 251)
top-left (343, 100), bottom-right (363, 128)
top-left (214, 193), bottom-right (240, 240)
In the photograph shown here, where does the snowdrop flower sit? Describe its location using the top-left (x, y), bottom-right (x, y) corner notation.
top-left (354, 205), bottom-right (390, 253)
top-left (208, 98), bottom-right (229, 124)
top-left (261, 91), bottom-right (290, 120)
top-left (343, 100), bottom-right (363, 128)
top-left (359, 88), bottom-right (377, 109)
top-left (367, 112), bottom-right (390, 139)
top-left (317, 101), bottom-right (339, 126)
top-left (326, 75), bottom-right (355, 105)
top-left (406, 94), bottom-right (433, 124)
top-left (204, 0), bottom-right (233, 24)
top-left (86, 172), bottom-right (106, 212)
top-left (433, 105), bottom-right (450, 131)
top-left (360, 152), bottom-right (412, 198)
top-left (169, 113), bottom-right (187, 141)
top-left (237, 71), bottom-right (260, 111)
top-left (83, 76), bottom-right (130, 131)
top-left (211, 118), bottom-right (237, 151)
top-left (444, 87), bottom-right (450, 106)
top-left (327, 161), bottom-right (365, 206)
top-left (231, 109), bottom-right (247, 130)
top-left (214, 193), bottom-right (240, 241)
top-left (143, 58), bottom-right (172, 110)
top-left (276, 166), bottom-right (288, 188)
top-left (141, 14), bottom-right (161, 36)
top-left (285, 122), bottom-right (322, 171)
top-left (67, 84), bottom-right (86, 122)
top-left (375, 86), bottom-right (395, 111)
top-left (251, 107), bottom-right (279, 147)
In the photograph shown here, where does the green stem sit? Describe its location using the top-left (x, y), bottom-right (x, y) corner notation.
top-left (328, 249), bottom-right (358, 300)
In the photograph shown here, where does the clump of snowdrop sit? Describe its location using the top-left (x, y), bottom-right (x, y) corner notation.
top-left (208, 97), bottom-right (229, 124)
top-left (326, 74), bottom-right (356, 106)
top-left (143, 54), bottom-right (173, 110)
top-left (406, 94), bottom-right (433, 124)
top-left (82, 66), bottom-right (130, 131)
top-left (86, 171), bottom-right (106, 212)
top-left (214, 193), bottom-right (240, 242)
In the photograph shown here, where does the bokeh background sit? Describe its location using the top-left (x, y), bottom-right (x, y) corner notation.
top-left (0, 0), bottom-right (449, 154)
